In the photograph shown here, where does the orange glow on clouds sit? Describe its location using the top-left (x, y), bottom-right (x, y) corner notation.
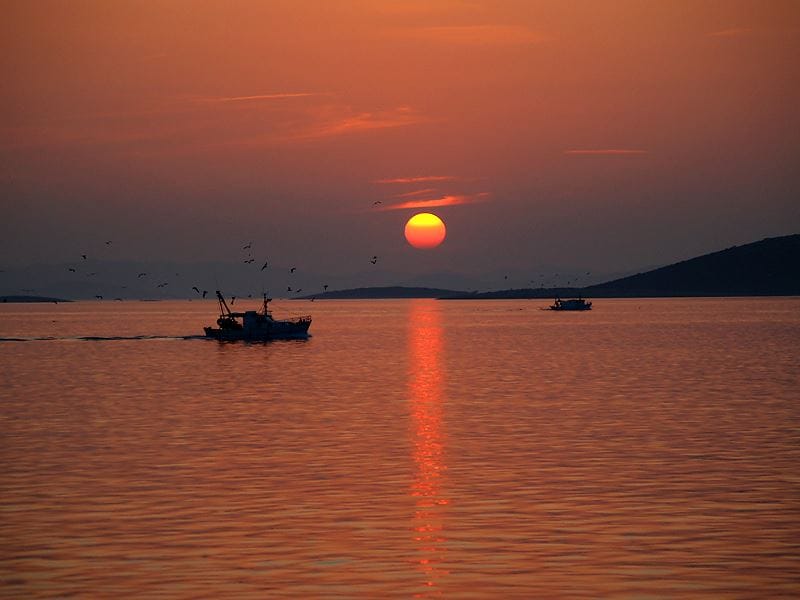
top-left (376, 175), bottom-right (457, 184)
top-left (381, 192), bottom-right (490, 211)
top-left (405, 213), bottom-right (447, 249)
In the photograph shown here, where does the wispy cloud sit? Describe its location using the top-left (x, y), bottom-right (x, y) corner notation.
top-left (3, 100), bottom-right (424, 154)
top-left (185, 104), bottom-right (428, 149)
top-left (192, 92), bottom-right (328, 104)
top-left (564, 149), bottom-right (648, 156)
top-left (376, 175), bottom-right (457, 184)
top-left (401, 25), bottom-right (546, 45)
top-left (284, 106), bottom-right (428, 141)
top-left (708, 27), bottom-right (752, 38)
top-left (392, 188), bottom-right (438, 198)
top-left (377, 192), bottom-right (490, 211)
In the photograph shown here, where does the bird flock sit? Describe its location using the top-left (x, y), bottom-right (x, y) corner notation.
top-left (56, 238), bottom-right (383, 301)
top-left (18, 233), bottom-right (592, 300)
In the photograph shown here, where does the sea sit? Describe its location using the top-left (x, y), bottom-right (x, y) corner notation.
top-left (1, 297), bottom-right (798, 598)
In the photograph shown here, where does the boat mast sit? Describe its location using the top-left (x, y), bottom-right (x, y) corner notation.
top-left (215, 290), bottom-right (234, 317)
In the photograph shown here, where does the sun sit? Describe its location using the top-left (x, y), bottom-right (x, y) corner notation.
top-left (405, 212), bottom-right (446, 249)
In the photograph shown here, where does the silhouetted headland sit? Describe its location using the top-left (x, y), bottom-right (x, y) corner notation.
top-left (584, 234), bottom-right (800, 297)
top-left (445, 234), bottom-right (800, 299)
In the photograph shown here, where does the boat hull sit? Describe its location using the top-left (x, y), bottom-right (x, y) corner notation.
top-left (203, 321), bottom-right (311, 341)
top-left (549, 298), bottom-right (592, 311)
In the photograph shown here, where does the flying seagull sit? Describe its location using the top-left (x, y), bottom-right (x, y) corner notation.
top-left (289, 267), bottom-right (296, 273)
top-left (370, 256), bottom-right (378, 264)
top-left (192, 286), bottom-right (201, 295)
top-left (68, 268), bottom-right (76, 272)
top-left (81, 254), bottom-right (87, 260)
top-left (137, 272), bottom-right (147, 278)
top-left (95, 295), bottom-right (103, 300)
top-left (243, 242), bottom-right (252, 250)
top-left (105, 240), bottom-right (112, 245)
top-left (260, 261), bottom-right (268, 271)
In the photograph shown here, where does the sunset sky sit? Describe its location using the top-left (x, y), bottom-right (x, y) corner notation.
top-left (2, 1), bottom-right (799, 289)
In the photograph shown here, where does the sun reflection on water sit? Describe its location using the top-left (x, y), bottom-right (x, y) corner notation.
top-left (408, 300), bottom-right (449, 594)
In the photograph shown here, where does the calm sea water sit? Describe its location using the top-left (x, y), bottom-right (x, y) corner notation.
top-left (1, 298), bottom-right (799, 598)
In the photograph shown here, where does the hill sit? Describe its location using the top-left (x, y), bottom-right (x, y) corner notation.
top-left (444, 234), bottom-right (800, 299)
top-left (584, 234), bottom-right (800, 297)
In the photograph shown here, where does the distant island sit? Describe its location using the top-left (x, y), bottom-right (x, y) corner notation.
top-left (303, 234), bottom-right (800, 299)
top-left (0, 295), bottom-right (72, 303)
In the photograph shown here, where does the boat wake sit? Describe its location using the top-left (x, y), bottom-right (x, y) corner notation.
top-left (0, 335), bottom-right (208, 342)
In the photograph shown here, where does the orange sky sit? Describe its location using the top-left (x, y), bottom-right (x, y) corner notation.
top-left (1, 1), bottom-right (799, 287)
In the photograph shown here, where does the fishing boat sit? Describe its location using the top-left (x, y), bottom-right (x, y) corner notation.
top-left (548, 297), bottom-right (592, 311)
top-left (203, 291), bottom-right (311, 340)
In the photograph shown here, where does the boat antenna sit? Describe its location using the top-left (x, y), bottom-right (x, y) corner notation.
top-left (262, 291), bottom-right (271, 314)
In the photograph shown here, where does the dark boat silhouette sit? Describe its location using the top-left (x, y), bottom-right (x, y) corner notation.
top-left (203, 291), bottom-right (311, 340)
top-left (548, 297), bottom-right (592, 311)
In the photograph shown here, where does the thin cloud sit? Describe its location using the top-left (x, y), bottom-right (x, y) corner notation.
top-left (193, 92), bottom-right (328, 103)
top-left (392, 188), bottom-right (438, 198)
top-left (564, 149), bottom-right (648, 156)
top-left (402, 25), bottom-right (546, 45)
top-left (377, 192), bottom-right (490, 211)
top-left (7, 101), bottom-right (424, 154)
top-left (708, 27), bottom-right (752, 38)
top-left (284, 106), bottom-right (428, 141)
top-left (376, 175), bottom-right (457, 184)
top-left (192, 105), bottom-right (429, 148)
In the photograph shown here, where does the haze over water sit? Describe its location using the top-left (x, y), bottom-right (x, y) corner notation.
top-left (1, 298), bottom-right (799, 597)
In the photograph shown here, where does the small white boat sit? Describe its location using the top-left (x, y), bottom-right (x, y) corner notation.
top-left (204, 291), bottom-right (311, 340)
top-left (548, 297), bottom-right (592, 311)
